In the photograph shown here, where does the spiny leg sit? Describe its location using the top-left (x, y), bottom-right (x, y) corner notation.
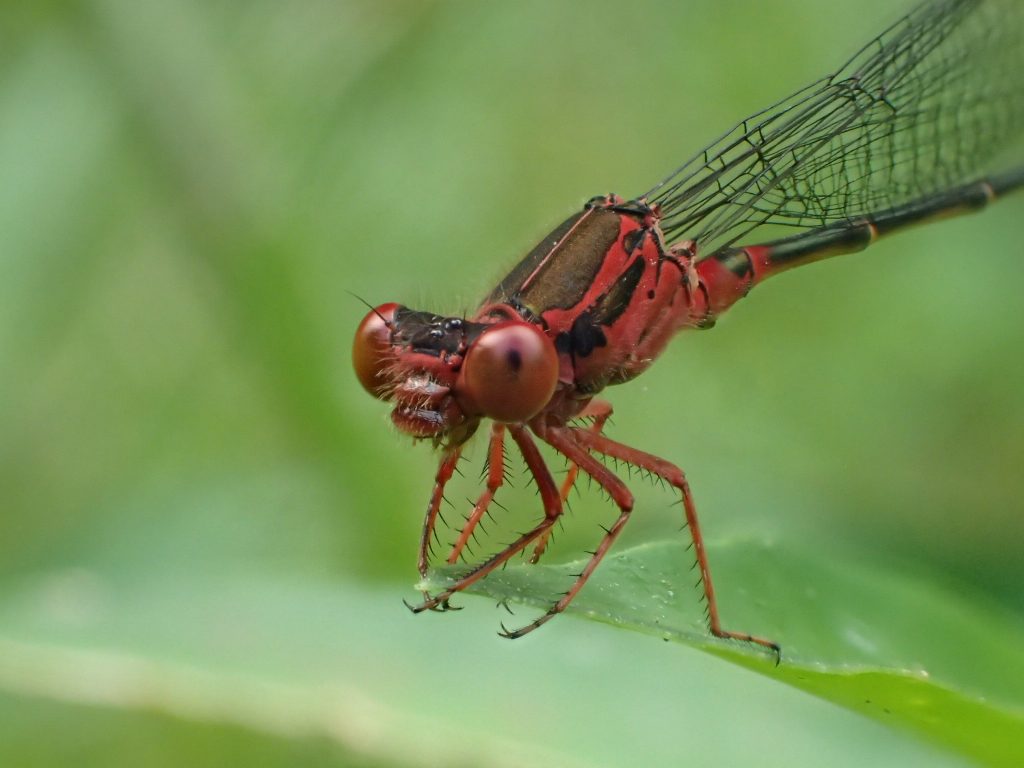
top-left (408, 424), bottom-right (562, 614)
top-left (414, 445), bottom-right (464, 612)
top-left (447, 423), bottom-right (507, 565)
top-left (572, 428), bottom-right (780, 659)
top-left (530, 399), bottom-right (613, 564)
top-left (418, 445), bottom-right (463, 576)
top-left (500, 424), bottom-right (636, 638)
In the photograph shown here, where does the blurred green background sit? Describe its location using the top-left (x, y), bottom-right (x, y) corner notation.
top-left (1, 0), bottom-right (1021, 766)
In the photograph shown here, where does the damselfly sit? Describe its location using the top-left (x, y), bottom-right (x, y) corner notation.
top-left (352, 0), bottom-right (1022, 656)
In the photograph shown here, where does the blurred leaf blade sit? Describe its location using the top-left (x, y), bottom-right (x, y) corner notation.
top-left (0, 562), bottom-right (973, 768)
top-left (426, 539), bottom-right (1024, 766)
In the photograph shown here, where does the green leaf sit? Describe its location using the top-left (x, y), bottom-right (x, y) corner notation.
top-left (0, 560), bottom-right (973, 768)
top-left (425, 539), bottom-right (1024, 766)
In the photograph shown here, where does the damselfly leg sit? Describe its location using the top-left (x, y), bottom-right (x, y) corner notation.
top-left (408, 425), bottom-right (563, 614)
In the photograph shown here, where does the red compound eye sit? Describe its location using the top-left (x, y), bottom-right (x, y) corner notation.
top-left (352, 303), bottom-right (399, 399)
top-left (456, 321), bottom-right (558, 423)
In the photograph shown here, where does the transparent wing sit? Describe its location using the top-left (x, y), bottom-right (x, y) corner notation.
top-left (646, 0), bottom-right (1024, 257)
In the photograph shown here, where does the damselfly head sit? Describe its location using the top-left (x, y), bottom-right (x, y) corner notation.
top-left (352, 303), bottom-right (560, 442)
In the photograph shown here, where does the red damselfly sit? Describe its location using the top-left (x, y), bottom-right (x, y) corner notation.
top-left (352, 0), bottom-right (1022, 656)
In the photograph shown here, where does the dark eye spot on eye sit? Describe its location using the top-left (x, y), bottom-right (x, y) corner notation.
top-left (647, 289), bottom-right (656, 300)
top-left (507, 349), bottom-right (522, 371)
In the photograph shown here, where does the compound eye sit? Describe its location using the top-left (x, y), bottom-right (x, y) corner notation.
top-left (457, 322), bottom-right (558, 423)
top-left (352, 303), bottom-right (400, 399)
